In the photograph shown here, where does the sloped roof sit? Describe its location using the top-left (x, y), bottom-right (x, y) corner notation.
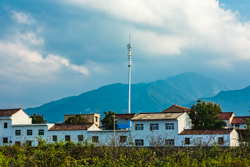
top-left (131, 112), bottom-right (183, 121)
top-left (0, 108), bottom-right (21, 116)
top-left (48, 123), bottom-right (94, 131)
top-left (231, 117), bottom-right (250, 124)
top-left (116, 113), bottom-right (136, 119)
top-left (217, 112), bottom-right (234, 120)
top-left (162, 104), bottom-right (190, 113)
top-left (180, 128), bottom-right (234, 135)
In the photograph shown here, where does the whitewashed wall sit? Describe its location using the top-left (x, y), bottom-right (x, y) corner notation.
top-left (48, 130), bottom-right (90, 144)
top-left (177, 112), bottom-right (192, 134)
top-left (176, 132), bottom-right (239, 147)
top-left (87, 130), bottom-right (131, 146)
top-left (131, 120), bottom-right (179, 146)
top-left (230, 129), bottom-right (239, 146)
top-left (11, 124), bottom-right (51, 146)
top-left (0, 118), bottom-right (12, 145)
top-left (11, 110), bottom-right (32, 125)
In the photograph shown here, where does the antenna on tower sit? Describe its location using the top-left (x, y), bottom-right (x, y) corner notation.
top-left (127, 34), bottom-right (133, 114)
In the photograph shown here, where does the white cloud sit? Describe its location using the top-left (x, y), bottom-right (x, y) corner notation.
top-left (11, 11), bottom-right (35, 24)
top-left (18, 32), bottom-right (44, 45)
top-left (61, 0), bottom-right (250, 62)
top-left (0, 42), bottom-right (89, 83)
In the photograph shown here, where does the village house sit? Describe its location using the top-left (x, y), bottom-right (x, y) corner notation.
top-left (178, 128), bottom-right (239, 147)
top-left (130, 112), bottom-right (192, 147)
top-left (0, 105), bottom-right (242, 147)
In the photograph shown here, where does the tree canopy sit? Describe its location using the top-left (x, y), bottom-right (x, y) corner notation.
top-left (189, 99), bottom-right (224, 129)
top-left (101, 111), bottom-right (118, 130)
top-left (65, 115), bottom-right (87, 124)
top-left (30, 113), bottom-right (47, 124)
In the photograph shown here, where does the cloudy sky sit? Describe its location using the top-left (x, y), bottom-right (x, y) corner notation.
top-left (1, 0), bottom-right (250, 109)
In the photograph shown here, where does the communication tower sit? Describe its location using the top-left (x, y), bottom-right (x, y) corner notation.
top-left (127, 34), bottom-right (133, 114)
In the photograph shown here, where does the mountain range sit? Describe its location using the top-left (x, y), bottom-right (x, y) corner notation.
top-left (25, 72), bottom-right (235, 123)
top-left (204, 85), bottom-right (250, 116)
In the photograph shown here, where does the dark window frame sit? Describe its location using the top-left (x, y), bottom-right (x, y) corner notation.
top-left (135, 139), bottom-right (144, 146)
top-left (15, 130), bottom-right (21, 136)
top-left (27, 130), bottom-right (32, 136)
top-left (185, 138), bottom-right (190, 145)
top-left (165, 139), bottom-right (175, 146)
top-left (165, 123), bottom-right (174, 130)
top-left (38, 129), bottom-right (44, 136)
top-left (4, 123), bottom-right (7, 129)
top-left (135, 124), bottom-right (144, 130)
top-left (3, 138), bottom-right (8, 144)
top-left (235, 124), bottom-right (240, 128)
top-left (218, 137), bottom-right (224, 145)
top-left (92, 136), bottom-right (99, 143)
top-left (78, 135), bottom-right (83, 142)
top-left (65, 135), bottom-right (70, 141)
top-left (150, 123), bottom-right (159, 130)
top-left (53, 135), bottom-right (57, 142)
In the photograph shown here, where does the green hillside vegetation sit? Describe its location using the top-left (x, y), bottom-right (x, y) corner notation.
top-left (0, 140), bottom-right (250, 166)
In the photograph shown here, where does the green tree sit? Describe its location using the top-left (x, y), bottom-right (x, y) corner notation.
top-left (189, 99), bottom-right (224, 129)
top-left (30, 113), bottom-right (47, 124)
top-left (65, 115), bottom-right (87, 124)
top-left (101, 111), bottom-right (118, 130)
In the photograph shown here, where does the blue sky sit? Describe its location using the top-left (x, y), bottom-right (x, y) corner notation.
top-left (1, 0), bottom-right (250, 108)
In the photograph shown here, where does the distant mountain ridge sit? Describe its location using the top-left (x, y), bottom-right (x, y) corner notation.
top-left (25, 72), bottom-right (230, 123)
top-left (204, 85), bottom-right (250, 116)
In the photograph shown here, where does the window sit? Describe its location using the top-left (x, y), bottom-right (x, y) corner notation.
top-left (235, 124), bottom-right (239, 129)
top-left (3, 138), bottom-right (8, 144)
top-left (135, 124), bottom-right (143, 130)
top-left (218, 137), bottom-right (224, 145)
top-left (120, 136), bottom-right (127, 143)
top-left (95, 116), bottom-right (98, 122)
top-left (4, 123), bottom-right (7, 128)
top-left (92, 136), bottom-right (99, 143)
top-left (65, 135), bottom-right (70, 141)
top-left (165, 139), bottom-right (175, 146)
top-left (150, 124), bottom-right (159, 130)
top-left (15, 130), bottom-right (21, 136)
top-left (224, 122), bottom-right (227, 127)
top-left (38, 129), bottom-right (44, 135)
top-left (78, 135), bottom-right (83, 142)
top-left (185, 138), bottom-right (190, 145)
top-left (53, 135), bottom-right (57, 142)
top-left (15, 141), bottom-right (21, 146)
top-left (27, 130), bottom-right (32, 136)
top-left (165, 123), bottom-right (174, 130)
top-left (135, 139), bottom-right (144, 146)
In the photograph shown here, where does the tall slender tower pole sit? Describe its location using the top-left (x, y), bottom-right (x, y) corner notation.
top-left (127, 34), bottom-right (133, 114)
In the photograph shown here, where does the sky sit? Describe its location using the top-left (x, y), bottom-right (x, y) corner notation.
top-left (1, 0), bottom-right (250, 109)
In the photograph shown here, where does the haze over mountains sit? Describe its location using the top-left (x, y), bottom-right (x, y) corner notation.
top-left (25, 72), bottom-right (239, 123)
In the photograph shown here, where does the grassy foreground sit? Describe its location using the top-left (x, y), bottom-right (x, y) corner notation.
top-left (0, 141), bottom-right (249, 166)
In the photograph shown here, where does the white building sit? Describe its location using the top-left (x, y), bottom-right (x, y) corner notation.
top-left (0, 107), bottom-right (241, 147)
top-left (231, 116), bottom-right (250, 129)
top-left (0, 108), bottom-right (32, 145)
top-left (178, 128), bottom-right (239, 147)
top-left (130, 112), bottom-right (192, 147)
